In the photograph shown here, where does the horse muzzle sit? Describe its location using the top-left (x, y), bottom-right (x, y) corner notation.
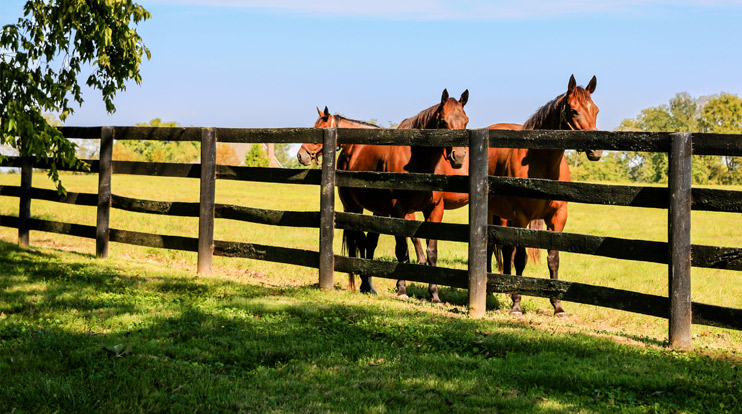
top-left (448, 148), bottom-right (467, 169)
top-left (297, 149), bottom-right (313, 166)
top-left (585, 149), bottom-right (603, 161)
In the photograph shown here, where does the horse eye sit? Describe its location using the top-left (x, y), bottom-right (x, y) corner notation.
top-left (570, 109), bottom-right (580, 117)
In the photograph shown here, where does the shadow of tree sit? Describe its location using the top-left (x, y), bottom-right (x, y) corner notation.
top-left (0, 241), bottom-right (738, 413)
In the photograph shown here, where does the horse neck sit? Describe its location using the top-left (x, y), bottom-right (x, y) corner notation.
top-left (521, 95), bottom-right (567, 177)
top-left (407, 146), bottom-right (446, 173)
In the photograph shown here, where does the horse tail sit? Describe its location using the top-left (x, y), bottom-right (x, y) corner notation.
top-left (494, 244), bottom-right (504, 272)
top-left (527, 219), bottom-right (544, 265)
top-left (341, 230), bottom-right (356, 291)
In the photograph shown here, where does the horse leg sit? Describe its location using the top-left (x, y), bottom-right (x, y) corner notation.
top-left (546, 209), bottom-right (568, 316)
top-left (406, 213), bottom-right (427, 265)
top-left (508, 218), bottom-right (529, 315)
top-left (394, 234), bottom-right (410, 299)
top-left (360, 217), bottom-right (381, 295)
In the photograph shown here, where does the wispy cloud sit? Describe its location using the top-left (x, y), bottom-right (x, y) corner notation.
top-left (145, 0), bottom-right (742, 20)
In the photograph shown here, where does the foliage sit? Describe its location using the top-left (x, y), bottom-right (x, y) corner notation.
top-left (216, 143), bottom-right (239, 165)
top-left (0, 0), bottom-right (150, 192)
top-left (245, 144), bottom-right (269, 167)
top-left (113, 118), bottom-right (199, 163)
top-left (613, 92), bottom-right (742, 185)
top-left (273, 143), bottom-right (300, 168)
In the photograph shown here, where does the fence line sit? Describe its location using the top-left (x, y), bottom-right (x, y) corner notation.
top-left (2, 126), bottom-right (742, 347)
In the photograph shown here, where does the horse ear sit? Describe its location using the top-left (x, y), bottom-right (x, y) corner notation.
top-left (568, 74), bottom-right (577, 94)
top-left (459, 89), bottom-right (469, 106)
top-left (317, 107), bottom-right (325, 117)
top-left (586, 76), bottom-right (597, 94)
top-left (440, 89), bottom-right (449, 105)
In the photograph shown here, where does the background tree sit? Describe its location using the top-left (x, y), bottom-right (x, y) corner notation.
top-left (0, 0), bottom-right (150, 192)
top-left (113, 118), bottom-right (199, 163)
top-left (245, 144), bottom-right (269, 167)
top-left (699, 93), bottom-right (742, 184)
top-left (615, 92), bottom-right (736, 184)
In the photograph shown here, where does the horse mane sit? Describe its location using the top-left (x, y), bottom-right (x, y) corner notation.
top-left (335, 115), bottom-right (383, 129)
top-left (523, 87), bottom-right (590, 130)
top-left (397, 103), bottom-right (439, 129)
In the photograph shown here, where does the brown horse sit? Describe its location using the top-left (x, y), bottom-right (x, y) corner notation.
top-left (330, 89), bottom-right (469, 302)
top-left (297, 107), bottom-right (382, 166)
top-left (297, 109), bottom-right (471, 271)
top-left (487, 75), bottom-right (601, 316)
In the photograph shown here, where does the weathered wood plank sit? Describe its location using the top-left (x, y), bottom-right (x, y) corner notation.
top-left (468, 129), bottom-right (489, 317)
top-left (487, 129), bottom-right (672, 152)
top-left (112, 126), bottom-right (202, 141)
top-left (668, 132), bottom-right (693, 347)
top-left (109, 228), bottom-right (199, 251)
top-left (217, 166), bottom-right (321, 185)
top-left (216, 127), bottom-right (324, 144)
top-left (27, 218), bottom-right (97, 239)
top-left (319, 128), bottom-right (337, 290)
top-left (214, 240), bottom-right (319, 269)
top-left (692, 133), bottom-right (742, 156)
top-left (488, 225), bottom-right (668, 265)
top-left (96, 126), bottom-right (113, 258)
top-left (485, 272), bottom-right (741, 330)
top-left (112, 161), bottom-right (200, 178)
top-left (336, 170), bottom-right (468, 192)
top-left (112, 195), bottom-right (200, 216)
top-left (337, 128), bottom-right (470, 147)
top-left (336, 212), bottom-right (467, 242)
top-left (18, 157), bottom-right (33, 248)
top-left (0, 215), bottom-right (19, 229)
top-left (334, 256), bottom-right (469, 289)
top-left (58, 126), bottom-right (102, 139)
top-left (217, 205), bottom-right (319, 227)
top-left (691, 188), bottom-right (742, 212)
top-left (489, 176), bottom-right (668, 208)
top-left (198, 128), bottom-right (217, 275)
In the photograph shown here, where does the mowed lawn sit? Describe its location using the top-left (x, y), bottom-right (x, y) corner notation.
top-left (1, 171), bottom-right (741, 413)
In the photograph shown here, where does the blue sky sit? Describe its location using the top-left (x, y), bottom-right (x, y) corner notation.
top-left (2, 1), bottom-right (742, 130)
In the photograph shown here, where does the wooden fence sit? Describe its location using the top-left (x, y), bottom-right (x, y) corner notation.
top-left (1, 126), bottom-right (741, 348)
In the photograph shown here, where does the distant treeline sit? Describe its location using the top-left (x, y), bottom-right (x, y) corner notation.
top-left (571, 92), bottom-right (742, 185)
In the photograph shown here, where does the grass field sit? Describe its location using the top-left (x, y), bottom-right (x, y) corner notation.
top-left (1, 171), bottom-right (741, 413)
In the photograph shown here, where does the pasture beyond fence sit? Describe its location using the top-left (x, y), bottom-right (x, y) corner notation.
top-left (1, 126), bottom-right (741, 348)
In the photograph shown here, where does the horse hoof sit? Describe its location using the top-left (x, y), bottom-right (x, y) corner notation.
top-left (397, 294), bottom-right (409, 300)
top-left (510, 310), bottom-right (523, 317)
top-left (554, 311), bottom-right (568, 318)
top-left (431, 298), bottom-right (442, 305)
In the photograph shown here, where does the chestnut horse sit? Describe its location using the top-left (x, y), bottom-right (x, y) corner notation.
top-left (487, 75), bottom-right (601, 316)
top-left (297, 109), bottom-right (471, 271)
top-left (321, 90), bottom-right (469, 302)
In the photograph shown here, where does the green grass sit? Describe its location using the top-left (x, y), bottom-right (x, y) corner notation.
top-left (1, 171), bottom-right (741, 413)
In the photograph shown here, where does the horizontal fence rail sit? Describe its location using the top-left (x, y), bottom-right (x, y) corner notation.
top-left (2, 126), bottom-right (742, 347)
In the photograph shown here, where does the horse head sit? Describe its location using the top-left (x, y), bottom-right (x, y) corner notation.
top-left (433, 89), bottom-right (469, 169)
top-left (561, 75), bottom-right (602, 161)
top-left (296, 106), bottom-right (334, 165)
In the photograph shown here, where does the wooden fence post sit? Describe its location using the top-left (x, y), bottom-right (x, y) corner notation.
top-left (468, 128), bottom-right (489, 317)
top-left (18, 156), bottom-right (33, 248)
top-left (96, 126), bottom-right (114, 258)
top-left (198, 127), bottom-right (217, 275)
top-left (319, 128), bottom-right (337, 290)
top-left (668, 131), bottom-right (692, 348)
